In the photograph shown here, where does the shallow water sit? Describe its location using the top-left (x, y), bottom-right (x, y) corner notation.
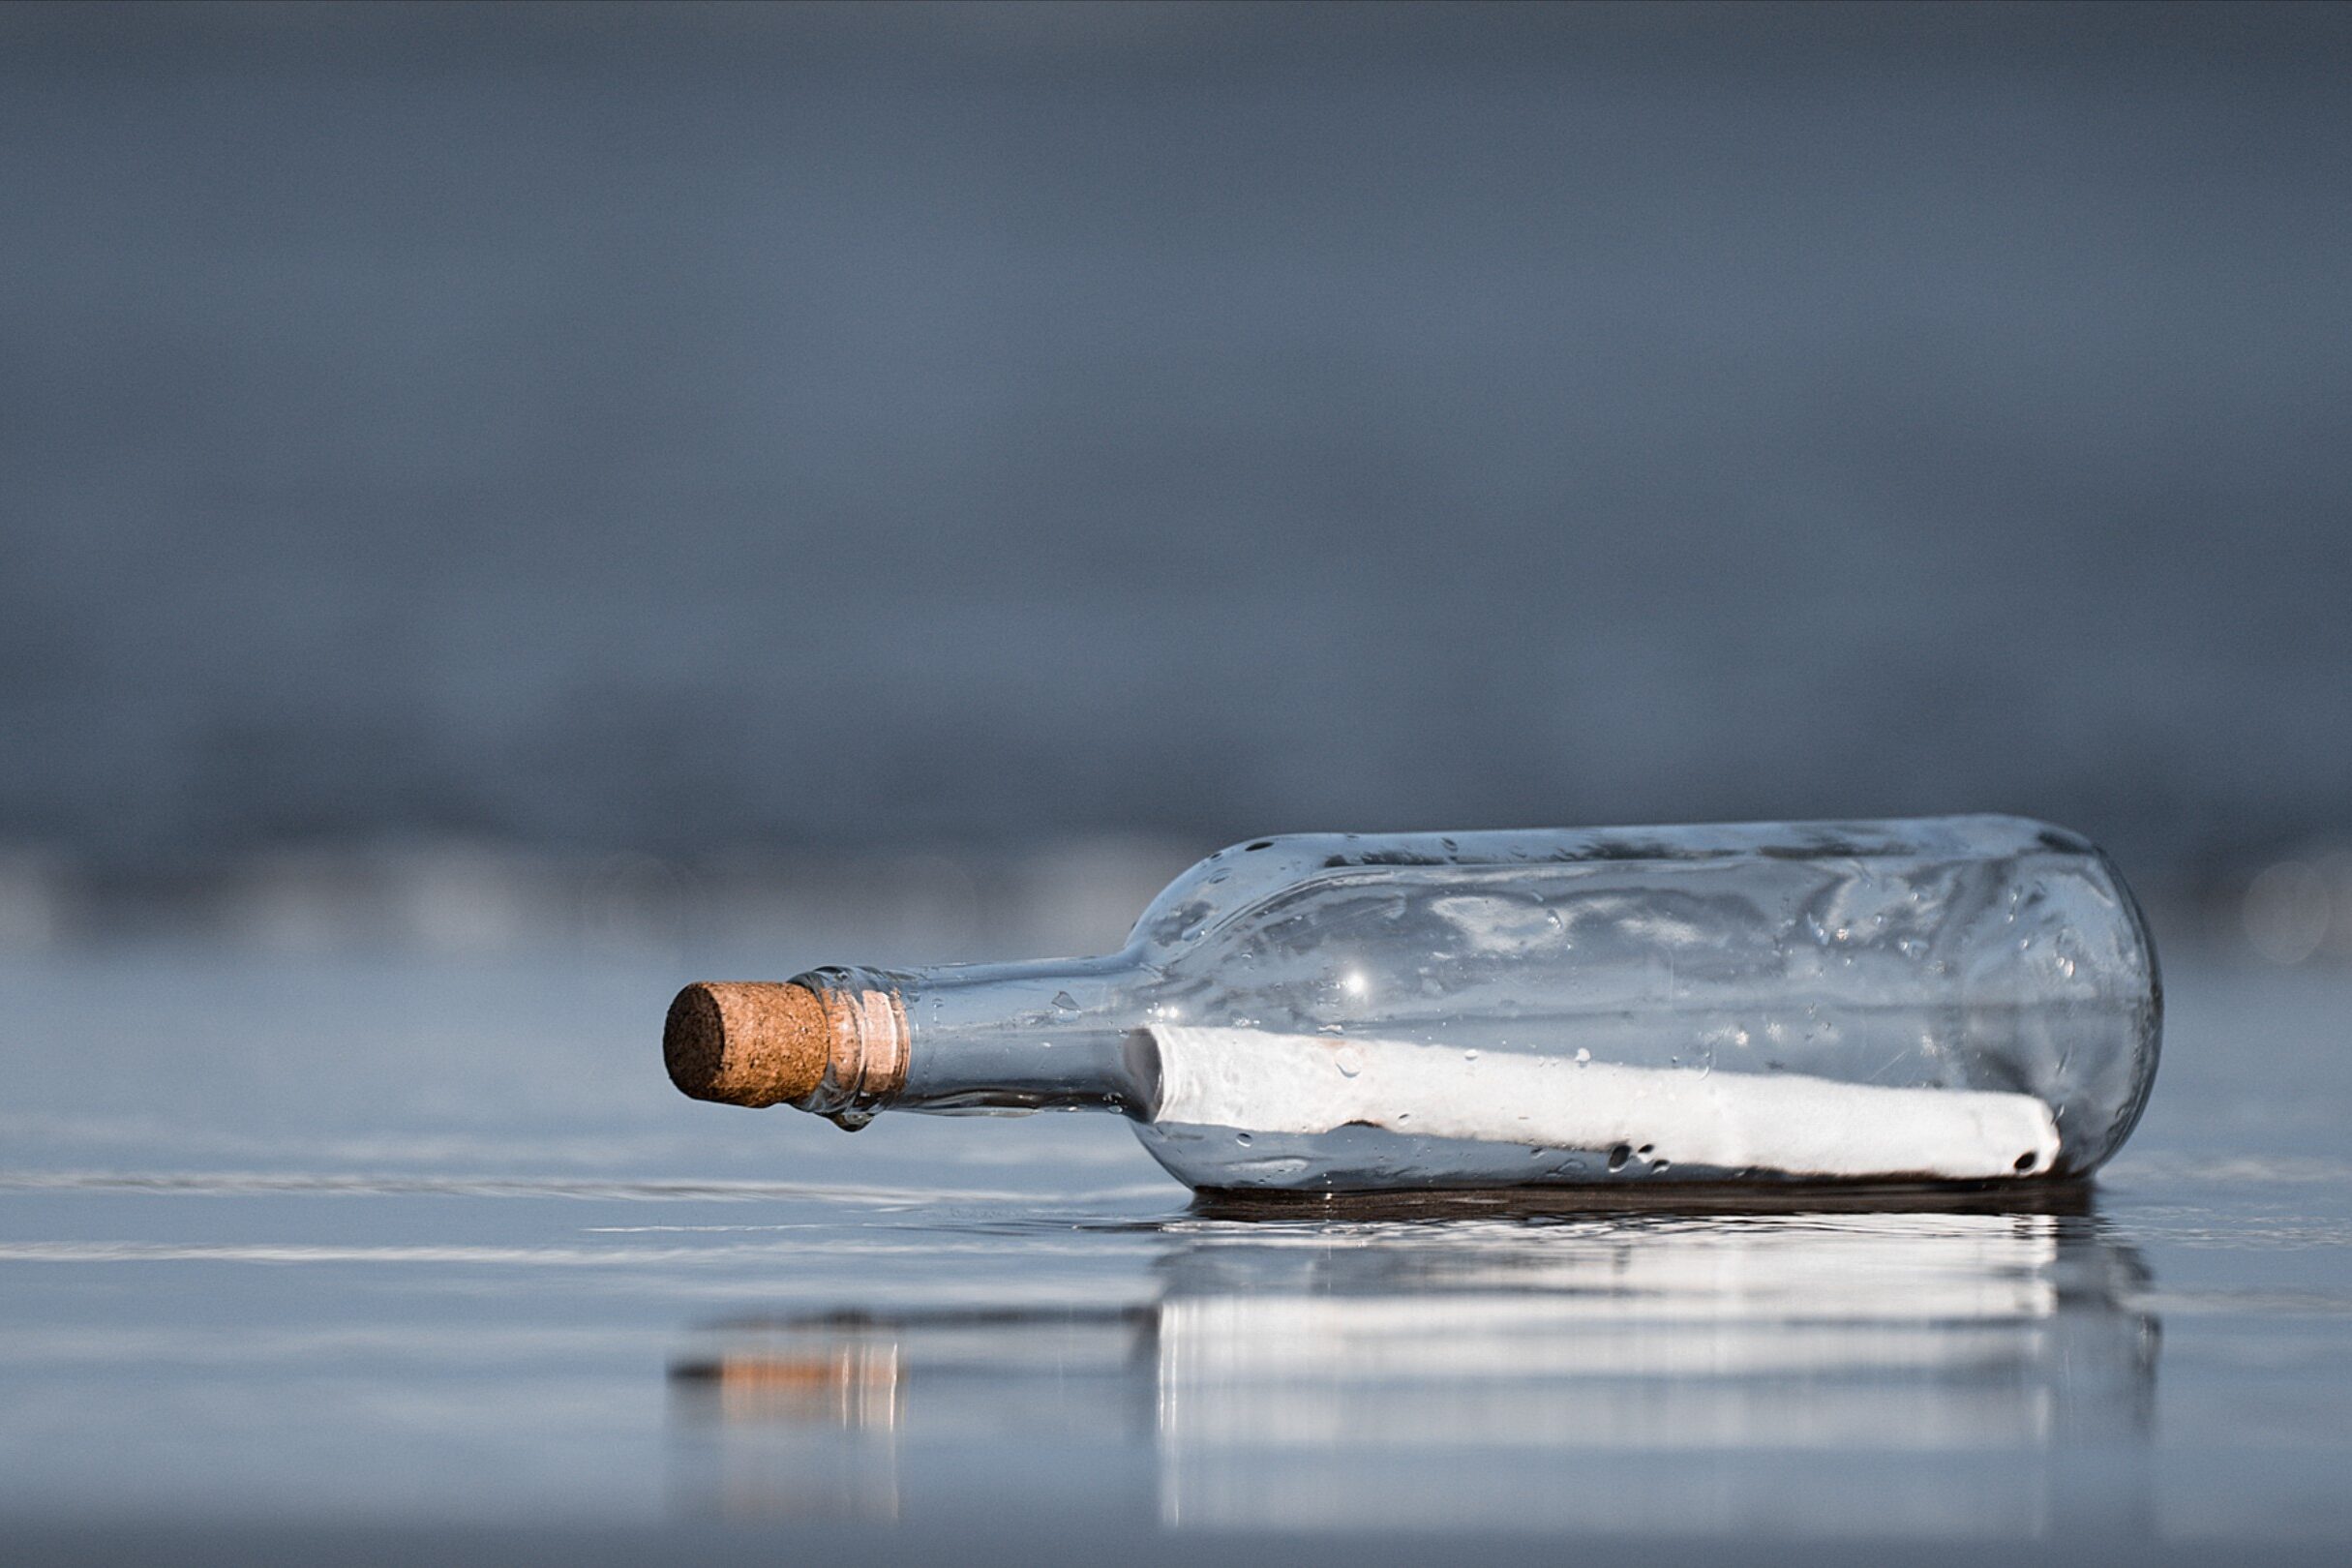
top-left (4, 947), bottom-right (2350, 1564)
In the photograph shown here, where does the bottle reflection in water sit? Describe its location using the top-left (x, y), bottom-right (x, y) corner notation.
top-left (670, 1207), bottom-right (2157, 1537)
top-left (669, 816), bottom-right (2160, 1191)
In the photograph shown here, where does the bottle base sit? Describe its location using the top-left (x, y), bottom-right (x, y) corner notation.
top-left (1184, 1173), bottom-right (2098, 1221)
top-left (1137, 1120), bottom-right (2093, 1200)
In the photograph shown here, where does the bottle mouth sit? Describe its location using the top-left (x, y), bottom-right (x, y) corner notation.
top-left (790, 968), bottom-right (913, 1130)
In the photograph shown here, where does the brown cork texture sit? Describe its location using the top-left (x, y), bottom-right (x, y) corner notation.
top-left (665, 981), bottom-right (830, 1106)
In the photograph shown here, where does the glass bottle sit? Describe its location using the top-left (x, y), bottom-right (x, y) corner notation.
top-left (663, 815), bottom-right (2161, 1192)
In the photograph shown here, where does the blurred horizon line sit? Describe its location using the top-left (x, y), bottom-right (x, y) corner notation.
top-left (4, 829), bottom-right (2349, 966)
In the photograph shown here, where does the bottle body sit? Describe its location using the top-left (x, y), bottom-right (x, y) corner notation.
top-left (675, 816), bottom-right (2160, 1192)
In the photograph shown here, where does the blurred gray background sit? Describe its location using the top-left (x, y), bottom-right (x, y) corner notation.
top-left (4, 0), bottom-right (2348, 952)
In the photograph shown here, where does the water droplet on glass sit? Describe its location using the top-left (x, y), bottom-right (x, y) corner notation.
top-left (1334, 1046), bottom-right (1363, 1078)
top-left (1575, 1047), bottom-right (1591, 1065)
top-left (1234, 1132), bottom-right (1252, 1146)
top-left (1463, 1048), bottom-right (1479, 1062)
top-left (1051, 991), bottom-right (1078, 1011)
top-left (1607, 1143), bottom-right (1633, 1172)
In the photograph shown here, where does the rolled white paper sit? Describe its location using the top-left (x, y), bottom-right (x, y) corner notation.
top-left (1147, 1027), bottom-right (2061, 1181)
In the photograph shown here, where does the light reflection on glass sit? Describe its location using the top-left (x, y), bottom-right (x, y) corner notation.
top-left (670, 1200), bottom-right (2156, 1539)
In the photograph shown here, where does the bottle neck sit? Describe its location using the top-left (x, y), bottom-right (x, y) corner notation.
top-left (791, 953), bottom-right (1151, 1126)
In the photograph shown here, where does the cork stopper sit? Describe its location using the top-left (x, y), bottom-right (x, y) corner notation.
top-left (665, 981), bottom-right (829, 1106)
top-left (665, 979), bottom-right (910, 1114)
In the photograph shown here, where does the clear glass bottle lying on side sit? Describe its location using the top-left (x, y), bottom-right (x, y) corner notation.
top-left (663, 815), bottom-right (2161, 1192)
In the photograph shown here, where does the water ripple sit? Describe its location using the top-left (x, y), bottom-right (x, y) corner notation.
top-left (0, 1167), bottom-right (1163, 1207)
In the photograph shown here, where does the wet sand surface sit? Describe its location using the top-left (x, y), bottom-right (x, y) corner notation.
top-left (3, 945), bottom-right (2349, 1564)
